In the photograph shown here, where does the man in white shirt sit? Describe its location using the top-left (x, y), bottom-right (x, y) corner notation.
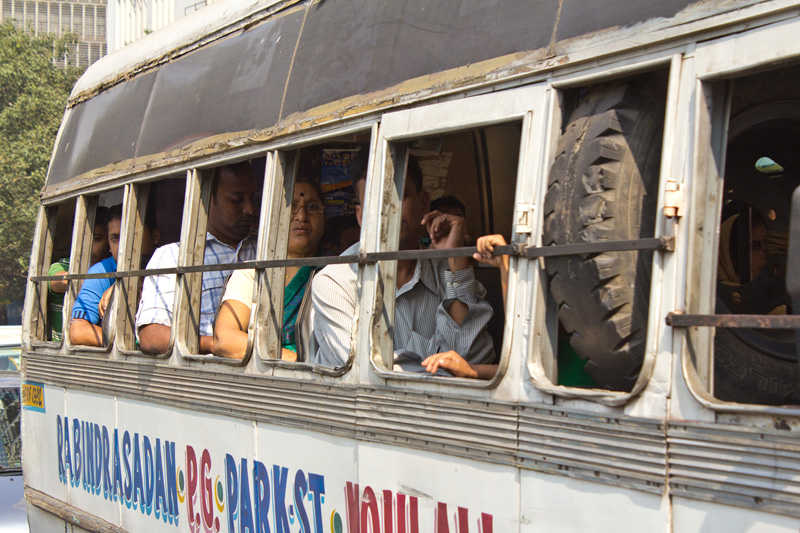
top-left (136, 162), bottom-right (259, 354)
top-left (310, 152), bottom-right (495, 373)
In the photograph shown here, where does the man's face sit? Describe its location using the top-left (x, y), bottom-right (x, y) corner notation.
top-left (207, 167), bottom-right (258, 247)
top-left (399, 178), bottom-right (429, 250)
top-left (91, 223), bottom-right (110, 265)
top-left (108, 218), bottom-right (121, 262)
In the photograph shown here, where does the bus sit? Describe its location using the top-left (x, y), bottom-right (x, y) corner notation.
top-left (19, 0), bottom-right (800, 531)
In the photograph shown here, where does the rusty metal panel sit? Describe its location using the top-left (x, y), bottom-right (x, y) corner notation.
top-left (555, 0), bottom-right (695, 42)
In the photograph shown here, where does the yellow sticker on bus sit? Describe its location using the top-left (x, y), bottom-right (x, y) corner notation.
top-left (22, 381), bottom-right (45, 413)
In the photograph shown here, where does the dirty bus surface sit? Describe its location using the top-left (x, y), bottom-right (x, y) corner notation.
top-left (20, 0), bottom-right (800, 531)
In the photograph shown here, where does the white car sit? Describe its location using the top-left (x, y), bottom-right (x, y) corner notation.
top-left (0, 325), bottom-right (27, 532)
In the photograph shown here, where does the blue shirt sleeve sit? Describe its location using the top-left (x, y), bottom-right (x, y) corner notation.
top-left (71, 257), bottom-right (116, 325)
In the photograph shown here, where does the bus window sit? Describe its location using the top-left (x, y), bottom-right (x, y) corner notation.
top-left (30, 200), bottom-right (76, 345)
top-left (712, 64), bottom-right (800, 406)
top-left (542, 70), bottom-right (668, 392)
top-left (116, 177), bottom-right (184, 354)
top-left (138, 161), bottom-right (261, 357)
top-left (369, 123), bottom-right (521, 378)
top-left (66, 188), bottom-right (124, 350)
top-left (215, 135), bottom-right (369, 364)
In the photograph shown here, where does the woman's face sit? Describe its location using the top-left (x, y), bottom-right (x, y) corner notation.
top-left (287, 182), bottom-right (325, 258)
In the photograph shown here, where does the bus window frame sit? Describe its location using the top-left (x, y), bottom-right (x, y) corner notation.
top-left (367, 85), bottom-right (544, 387)
top-left (115, 181), bottom-right (163, 356)
top-left (27, 202), bottom-right (64, 347)
top-left (681, 17), bottom-right (800, 414)
top-left (63, 194), bottom-right (116, 354)
top-left (523, 58), bottom-right (679, 406)
top-left (255, 126), bottom-right (378, 376)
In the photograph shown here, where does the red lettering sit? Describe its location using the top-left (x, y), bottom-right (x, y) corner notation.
top-left (409, 496), bottom-right (419, 533)
top-left (201, 449), bottom-right (214, 529)
top-left (480, 513), bottom-right (493, 533)
top-left (435, 502), bottom-right (450, 533)
top-left (361, 486), bottom-right (380, 533)
top-left (345, 482), bottom-right (360, 533)
top-left (457, 507), bottom-right (469, 533)
top-left (186, 446), bottom-right (199, 532)
top-left (383, 490), bottom-right (394, 533)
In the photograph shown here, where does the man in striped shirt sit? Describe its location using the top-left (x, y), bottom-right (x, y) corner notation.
top-left (310, 153), bottom-right (495, 374)
top-left (136, 162), bottom-right (258, 355)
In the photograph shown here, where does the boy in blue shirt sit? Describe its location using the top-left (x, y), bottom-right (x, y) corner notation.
top-left (69, 204), bottom-right (160, 347)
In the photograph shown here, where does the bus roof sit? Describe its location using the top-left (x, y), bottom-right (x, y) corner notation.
top-left (48, 0), bottom-right (721, 196)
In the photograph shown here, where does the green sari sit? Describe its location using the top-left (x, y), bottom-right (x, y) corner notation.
top-left (281, 266), bottom-right (314, 353)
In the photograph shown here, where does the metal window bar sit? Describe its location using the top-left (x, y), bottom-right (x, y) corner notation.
top-left (30, 236), bottom-right (674, 283)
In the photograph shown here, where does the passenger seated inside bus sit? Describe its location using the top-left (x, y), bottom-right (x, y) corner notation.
top-left (69, 204), bottom-right (160, 347)
top-left (422, 234), bottom-right (508, 379)
top-left (213, 177), bottom-right (325, 361)
top-left (429, 195), bottom-right (472, 245)
top-left (48, 206), bottom-right (110, 343)
top-left (136, 162), bottom-right (258, 355)
top-left (310, 151), bottom-right (496, 374)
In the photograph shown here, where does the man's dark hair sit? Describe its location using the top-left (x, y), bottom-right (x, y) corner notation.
top-left (323, 214), bottom-right (359, 248)
top-left (210, 161), bottom-right (254, 199)
top-left (349, 146), bottom-right (370, 189)
top-left (145, 186), bottom-right (159, 231)
top-left (349, 147), bottom-right (424, 198)
top-left (430, 195), bottom-right (466, 217)
top-left (405, 156), bottom-right (423, 196)
top-left (107, 204), bottom-right (123, 229)
top-left (94, 206), bottom-right (110, 229)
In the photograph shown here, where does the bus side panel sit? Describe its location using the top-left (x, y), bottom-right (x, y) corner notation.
top-left (672, 497), bottom-right (800, 533)
top-left (26, 503), bottom-right (90, 533)
top-left (357, 442), bottom-right (519, 532)
top-left (63, 389), bottom-right (120, 526)
top-left (115, 398), bottom-right (255, 533)
top-left (21, 383), bottom-right (68, 506)
top-left (255, 424), bottom-right (357, 533)
top-left (519, 470), bottom-right (667, 533)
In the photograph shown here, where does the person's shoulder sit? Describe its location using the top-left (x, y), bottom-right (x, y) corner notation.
top-left (87, 256), bottom-right (117, 275)
top-left (48, 260), bottom-right (69, 275)
top-left (318, 242), bottom-right (360, 280)
top-left (148, 242), bottom-right (179, 267)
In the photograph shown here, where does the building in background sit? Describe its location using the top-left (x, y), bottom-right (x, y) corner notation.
top-left (0, 0), bottom-right (217, 68)
top-left (0, 0), bottom-right (108, 68)
top-left (107, 0), bottom-right (217, 52)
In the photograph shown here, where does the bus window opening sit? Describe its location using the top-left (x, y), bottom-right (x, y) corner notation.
top-left (713, 64), bottom-right (800, 405)
top-left (137, 163), bottom-right (258, 356)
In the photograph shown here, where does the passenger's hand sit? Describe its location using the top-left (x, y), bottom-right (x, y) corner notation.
top-left (421, 210), bottom-right (466, 250)
top-left (98, 285), bottom-right (114, 319)
top-left (473, 234), bottom-right (509, 270)
top-left (422, 350), bottom-right (477, 378)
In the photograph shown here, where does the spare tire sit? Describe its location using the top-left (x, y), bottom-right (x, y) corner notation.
top-left (543, 73), bottom-right (666, 391)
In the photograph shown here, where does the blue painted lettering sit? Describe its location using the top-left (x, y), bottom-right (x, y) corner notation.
top-left (226, 454), bottom-right (239, 533)
top-left (123, 430), bottom-right (133, 507)
top-left (133, 434), bottom-right (144, 512)
top-left (308, 473), bottom-right (325, 533)
top-left (144, 436), bottom-right (155, 515)
top-left (253, 461), bottom-right (270, 533)
top-left (272, 465), bottom-right (290, 533)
